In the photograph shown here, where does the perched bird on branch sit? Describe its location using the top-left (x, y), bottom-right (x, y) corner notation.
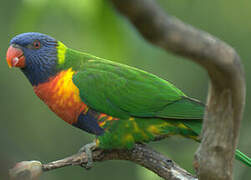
top-left (6, 32), bottom-right (251, 168)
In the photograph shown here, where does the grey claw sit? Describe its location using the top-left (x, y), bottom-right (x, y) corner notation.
top-left (78, 142), bottom-right (97, 170)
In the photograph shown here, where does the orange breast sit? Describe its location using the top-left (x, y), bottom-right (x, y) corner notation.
top-left (33, 68), bottom-right (87, 124)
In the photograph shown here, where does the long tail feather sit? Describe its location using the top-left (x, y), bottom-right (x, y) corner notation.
top-left (182, 120), bottom-right (251, 167)
top-left (235, 149), bottom-right (251, 167)
top-left (163, 97), bottom-right (251, 167)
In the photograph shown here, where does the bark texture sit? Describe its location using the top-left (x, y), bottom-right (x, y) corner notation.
top-left (9, 0), bottom-right (245, 180)
top-left (10, 144), bottom-right (196, 180)
top-left (109, 0), bottom-right (245, 179)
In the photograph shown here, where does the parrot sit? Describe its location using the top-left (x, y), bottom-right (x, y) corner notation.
top-left (6, 32), bottom-right (251, 168)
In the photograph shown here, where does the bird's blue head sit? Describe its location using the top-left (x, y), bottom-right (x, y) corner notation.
top-left (6, 32), bottom-right (65, 86)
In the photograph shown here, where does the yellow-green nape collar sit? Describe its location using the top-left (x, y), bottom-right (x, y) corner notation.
top-left (57, 41), bottom-right (67, 65)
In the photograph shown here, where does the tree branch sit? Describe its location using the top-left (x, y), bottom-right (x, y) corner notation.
top-left (9, 144), bottom-right (196, 180)
top-left (109, 0), bottom-right (245, 180)
top-left (9, 1), bottom-right (245, 180)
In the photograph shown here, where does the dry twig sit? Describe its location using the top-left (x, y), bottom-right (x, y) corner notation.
top-left (10, 144), bottom-right (196, 180)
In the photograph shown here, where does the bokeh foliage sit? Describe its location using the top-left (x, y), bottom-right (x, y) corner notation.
top-left (0, 0), bottom-right (250, 179)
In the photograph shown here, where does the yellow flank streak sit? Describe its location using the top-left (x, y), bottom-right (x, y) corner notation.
top-left (95, 139), bottom-right (100, 146)
top-left (188, 135), bottom-right (199, 141)
top-left (162, 121), bottom-right (173, 127)
top-left (98, 121), bottom-right (106, 127)
top-left (177, 123), bottom-right (189, 129)
top-left (129, 117), bottom-right (134, 121)
top-left (123, 134), bottom-right (134, 143)
top-left (148, 125), bottom-right (160, 134)
top-left (132, 120), bottom-right (140, 132)
top-left (133, 122), bottom-right (149, 139)
top-left (57, 41), bottom-right (67, 65)
top-left (107, 116), bottom-right (113, 121)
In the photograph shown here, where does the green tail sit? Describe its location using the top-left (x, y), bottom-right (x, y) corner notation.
top-left (177, 98), bottom-right (251, 167)
top-left (185, 120), bottom-right (251, 167)
top-left (235, 149), bottom-right (251, 167)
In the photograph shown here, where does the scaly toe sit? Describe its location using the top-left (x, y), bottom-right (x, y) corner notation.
top-left (78, 142), bottom-right (97, 170)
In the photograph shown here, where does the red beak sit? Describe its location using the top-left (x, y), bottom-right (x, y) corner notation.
top-left (6, 45), bottom-right (25, 68)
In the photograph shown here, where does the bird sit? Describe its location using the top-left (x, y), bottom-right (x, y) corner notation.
top-left (6, 32), bottom-right (251, 168)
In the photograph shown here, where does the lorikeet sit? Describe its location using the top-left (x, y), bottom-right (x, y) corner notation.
top-left (6, 32), bottom-right (251, 168)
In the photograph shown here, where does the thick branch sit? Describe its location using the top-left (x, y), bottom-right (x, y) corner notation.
top-left (9, 144), bottom-right (196, 180)
top-left (109, 0), bottom-right (245, 180)
top-left (9, 1), bottom-right (245, 180)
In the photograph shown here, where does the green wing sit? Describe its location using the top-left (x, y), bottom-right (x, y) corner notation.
top-left (73, 59), bottom-right (204, 119)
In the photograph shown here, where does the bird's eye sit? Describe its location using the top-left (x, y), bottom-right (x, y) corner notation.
top-left (33, 40), bottom-right (41, 49)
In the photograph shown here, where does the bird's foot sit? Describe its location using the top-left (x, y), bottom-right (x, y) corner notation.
top-left (78, 141), bottom-right (97, 170)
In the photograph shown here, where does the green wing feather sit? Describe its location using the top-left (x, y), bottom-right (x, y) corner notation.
top-left (66, 50), bottom-right (250, 167)
top-left (72, 59), bottom-right (204, 120)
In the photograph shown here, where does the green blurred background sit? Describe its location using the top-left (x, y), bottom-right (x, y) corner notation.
top-left (0, 0), bottom-right (250, 179)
